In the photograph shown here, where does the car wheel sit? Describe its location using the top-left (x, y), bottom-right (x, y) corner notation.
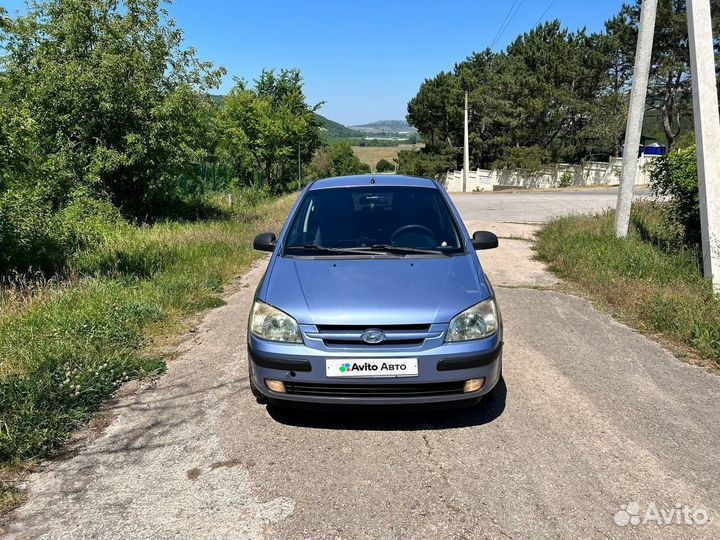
top-left (248, 363), bottom-right (267, 404)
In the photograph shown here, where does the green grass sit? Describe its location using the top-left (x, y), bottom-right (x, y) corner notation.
top-left (535, 202), bottom-right (720, 362)
top-left (0, 193), bottom-right (296, 470)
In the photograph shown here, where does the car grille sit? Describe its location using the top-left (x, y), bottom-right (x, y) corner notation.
top-left (322, 338), bottom-right (424, 346)
top-left (284, 381), bottom-right (466, 398)
top-left (315, 324), bottom-right (431, 332)
top-left (310, 324), bottom-right (434, 348)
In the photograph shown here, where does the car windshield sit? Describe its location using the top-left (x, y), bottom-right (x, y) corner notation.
top-left (284, 186), bottom-right (464, 255)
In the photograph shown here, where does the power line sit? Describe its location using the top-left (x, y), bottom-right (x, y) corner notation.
top-left (489, 0), bottom-right (522, 49)
top-left (500, 0), bottom-right (525, 44)
top-left (490, 0), bottom-right (524, 49)
top-left (488, 0), bottom-right (518, 49)
top-left (533, 0), bottom-right (558, 28)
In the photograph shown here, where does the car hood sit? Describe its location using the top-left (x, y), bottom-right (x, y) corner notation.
top-left (262, 255), bottom-right (490, 325)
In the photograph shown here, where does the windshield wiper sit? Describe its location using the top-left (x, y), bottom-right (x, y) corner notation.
top-left (293, 243), bottom-right (377, 256)
top-left (367, 244), bottom-right (452, 255)
top-left (290, 243), bottom-right (453, 256)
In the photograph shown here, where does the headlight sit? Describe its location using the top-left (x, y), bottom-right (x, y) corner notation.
top-left (250, 300), bottom-right (302, 343)
top-left (446, 299), bottom-right (498, 342)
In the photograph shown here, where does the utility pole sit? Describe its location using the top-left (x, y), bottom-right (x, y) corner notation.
top-left (615, 0), bottom-right (657, 238)
top-left (463, 90), bottom-right (469, 193)
top-left (687, 0), bottom-right (720, 292)
top-left (297, 145), bottom-right (301, 191)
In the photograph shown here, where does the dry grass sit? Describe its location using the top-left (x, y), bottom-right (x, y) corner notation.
top-left (0, 461), bottom-right (34, 516)
top-left (351, 144), bottom-right (423, 170)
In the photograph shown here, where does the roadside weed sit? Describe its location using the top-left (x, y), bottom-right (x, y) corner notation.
top-left (535, 203), bottom-right (720, 362)
top-left (0, 193), bottom-right (296, 464)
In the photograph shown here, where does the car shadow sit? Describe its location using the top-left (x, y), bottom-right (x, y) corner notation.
top-left (266, 376), bottom-right (506, 431)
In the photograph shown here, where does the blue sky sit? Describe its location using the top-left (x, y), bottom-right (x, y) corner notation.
top-left (3, 0), bottom-right (627, 125)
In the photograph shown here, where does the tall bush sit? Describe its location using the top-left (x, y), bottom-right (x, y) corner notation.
top-left (0, 189), bottom-right (123, 275)
top-left (376, 159), bottom-right (395, 173)
top-left (647, 145), bottom-right (701, 246)
top-left (306, 142), bottom-right (370, 179)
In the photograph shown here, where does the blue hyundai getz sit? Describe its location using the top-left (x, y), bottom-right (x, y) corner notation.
top-left (248, 175), bottom-right (502, 407)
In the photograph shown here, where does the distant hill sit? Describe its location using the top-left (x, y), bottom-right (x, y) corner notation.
top-left (315, 113), bottom-right (362, 138)
top-left (350, 120), bottom-right (418, 134)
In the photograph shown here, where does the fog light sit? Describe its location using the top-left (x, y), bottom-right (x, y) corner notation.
top-left (264, 379), bottom-right (286, 393)
top-left (463, 378), bottom-right (485, 393)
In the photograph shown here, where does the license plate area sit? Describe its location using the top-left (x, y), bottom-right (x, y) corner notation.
top-left (326, 358), bottom-right (418, 378)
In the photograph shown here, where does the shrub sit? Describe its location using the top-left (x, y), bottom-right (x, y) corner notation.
top-left (673, 131), bottom-right (696, 150)
top-left (0, 188), bottom-right (125, 275)
top-left (376, 159), bottom-right (395, 173)
top-left (54, 190), bottom-right (124, 251)
top-left (631, 200), bottom-right (690, 253)
top-left (647, 145), bottom-right (700, 246)
top-left (0, 188), bottom-right (60, 274)
top-left (558, 170), bottom-right (573, 188)
top-left (233, 186), bottom-right (271, 208)
top-left (307, 142), bottom-right (370, 179)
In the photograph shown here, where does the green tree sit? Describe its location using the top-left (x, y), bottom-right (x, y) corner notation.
top-left (612, 0), bottom-right (720, 149)
top-left (0, 8), bottom-right (39, 191)
top-left (375, 159), bottom-right (395, 173)
top-left (307, 142), bottom-right (370, 179)
top-left (0, 0), bottom-right (225, 218)
top-left (492, 146), bottom-right (548, 172)
top-left (406, 23), bottom-right (608, 169)
top-left (0, 97), bottom-right (38, 192)
top-left (582, 17), bottom-right (634, 158)
top-left (407, 71), bottom-right (459, 152)
top-left (404, 2), bottom-right (720, 166)
top-left (489, 23), bottom-right (607, 163)
top-left (219, 70), bottom-right (323, 191)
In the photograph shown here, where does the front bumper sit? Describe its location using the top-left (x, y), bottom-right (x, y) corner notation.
top-left (248, 334), bottom-right (503, 406)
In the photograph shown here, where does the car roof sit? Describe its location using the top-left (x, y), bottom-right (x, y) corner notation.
top-left (307, 174), bottom-right (438, 190)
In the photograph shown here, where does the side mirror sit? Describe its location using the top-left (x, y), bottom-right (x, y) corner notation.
top-left (472, 231), bottom-right (499, 250)
top-left (253, 232), bottom-right (277, 252)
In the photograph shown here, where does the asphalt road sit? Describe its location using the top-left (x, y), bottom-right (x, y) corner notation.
top-left (452, 187), bottom-right (651, 223)
top-left (4, 189), bottom-right (720, 540)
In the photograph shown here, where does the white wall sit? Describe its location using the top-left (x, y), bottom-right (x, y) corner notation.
top-left (444, 156), bottom-right (655, 192)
